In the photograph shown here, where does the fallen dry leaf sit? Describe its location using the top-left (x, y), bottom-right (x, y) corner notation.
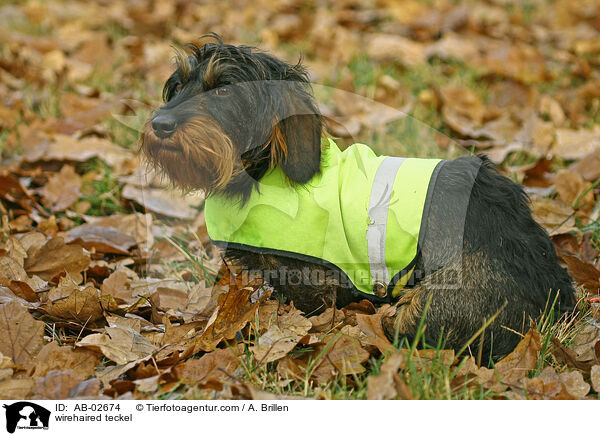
top-left (493, 328), bottom-right (541, 388)
top-left (366, 352), bottom-right (411, 400)
top-left (100, 268), bottom-right (139, 304)
top-left (311, 333), bottom-right (370, 384)
top-left (34, 369), bottom-right (82, 399)
top-left (0, 301), bottom-right (45, 367)
top-left (251, 307), bottom-right (312, 363)
top-left (66, 224), bottom-right (137, 255)
top-left (308, 307), bottom-right (345, 333)
top-left (0, 172), bottom-right (35, 212)
top-left (569, 324), bottom-right (600, 362)
top-left (591, 365), bottom-right (600, 393)
top-left (22, 134), bottom-right (132, 168)
top-left (366, 34), bottom-right (425, 67)
top-left (24, 237), bottom-right (90, 283)
top-left (554, 169), bottom-right (594, 207)
top-left (0, 378), bottom-right (35, 400)
top-left (439, 84), bottom-right (486, 126)
top-left (83, 213), bottom-right (154, 248)
top-left (570, 149), bottom-right (600, 182)
top-left (46, 282), bottom-right (111, 323)
top-left (122, 184), bottom-right (201, 220)
top-left (355, 305), bottom-right (396, 354)
top-left (173, 346), bottom-right (241, 387)
top-left (531, 198), bottom-right (578, 236)
top-left (76, 326), bottom-right (156, 365)
top-left (553, 128), bottom-right (600, 160)
top-left (561, 254), bottom-right (600, 293)
top-left (38, 164), bottom-right (81, 212)
top-left (194, 281), bottom-right (265, 353)
top-left (30, 341), bottom-right (99, 380)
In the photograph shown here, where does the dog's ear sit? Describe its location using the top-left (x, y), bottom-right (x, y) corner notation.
top-left (269, 82), bottom-right (322, 183)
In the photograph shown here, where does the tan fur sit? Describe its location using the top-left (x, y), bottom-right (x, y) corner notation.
top-left (203, 53), bottom-right (221, 88)
top-left (266, 123), bottom-right (288, 167)
top-left (173, 46), bottom-right (192, 80)
top-left (173, 35), bottom-right (224, 83)
top-left (390, 286), bottom-right (426, 335)
top-left (140, 117), bottom-right (242, 194)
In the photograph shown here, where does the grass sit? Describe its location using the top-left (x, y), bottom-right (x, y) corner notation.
top-left (154, 231), bottom-right (591, 400)
top-left (4, 3), bottom-right (599, 400)
top-left (173, 299), bottom-right (588, 400)
top-left (78, 158), bottom-right (127, 216)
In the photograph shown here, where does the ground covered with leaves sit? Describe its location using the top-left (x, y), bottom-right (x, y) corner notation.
top-left (1, 0), bottom-right (600, 400)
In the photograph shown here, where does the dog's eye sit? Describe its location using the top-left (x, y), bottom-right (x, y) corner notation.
top-left (215, 87), bottom-right (230, 96)
top-left (174, 83), bottom-right (182, 94)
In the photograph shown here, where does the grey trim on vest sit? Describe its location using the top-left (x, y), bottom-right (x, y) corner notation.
top-left (367, 157), bottom-right (406, 288)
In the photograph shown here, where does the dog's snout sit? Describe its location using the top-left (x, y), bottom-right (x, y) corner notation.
top-left (152, 114), bottom-right (177, 138)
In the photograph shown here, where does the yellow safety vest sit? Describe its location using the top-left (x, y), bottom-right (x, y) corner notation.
top-left (205, 139), bottom-right (443, 299)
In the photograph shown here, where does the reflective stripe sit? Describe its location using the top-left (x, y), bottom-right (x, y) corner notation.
top-left (367, 157), bottom-right (406, 289)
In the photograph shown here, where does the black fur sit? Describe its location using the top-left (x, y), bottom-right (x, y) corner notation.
top-left (144, 35), bottom-right (576, 361)
top-left (158, 34), bottom-right (322, 202)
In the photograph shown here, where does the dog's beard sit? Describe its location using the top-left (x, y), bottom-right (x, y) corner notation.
top-left (140, 117), bottom-right (242, 194)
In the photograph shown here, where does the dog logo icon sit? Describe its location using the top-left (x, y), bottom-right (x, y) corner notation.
top-left (2, 402), bottom-right (50, 433)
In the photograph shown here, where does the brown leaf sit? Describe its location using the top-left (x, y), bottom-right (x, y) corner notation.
top-left (46, 282), bottom-right (108, 323)
top-left (539, 95), bottom-right (566, 126)
top-left (66, 224), bottom-right (136, 255)
top-left (251, 307), bottom-right (312, 363)
top-left (561, 254), bottom-right (600, 293)
top-left (554, 169), bottom-right (594, 207)
top-left (76, 326), bottom-right (156, 365)
top-left (400, 349), bottom-right (455, 372)
top-left (481, 41), bottom-right (547, 84)
top-left (194, 284), bottom-right (263, 352)
top-left (0, 377), bottom-right (34, 399)
top-left (553, 128), bottom-right (600, 160)
top-left (133, 376), bottom-right (160, 394)
top-left (31, 341), bottom-right (99, 380)
top-left (569, 324), bottom-right (600, 362)
top-left (366, 352), bottom-right (407, 400)
top-left (33, 369), bottom-right (82, 399)
top-left (58, 93), bottom-right (113, 131)
top-left (122, 184), bottom-right (201, 220)
top-left (83, 213), bottom-right (154, 247)
top-left (24, 237), bottom-right (90, 283)
top-left (524, 371), bottom-right (575, 399)
top-left (0, 301), bottom-right (45, 366)
top-left (355, 305), bottom-right (396, 354)
top-left (439, 84), bottom-right (486, 125)
top-left (100, 268), bottom-right (139, 304)
top-left (0, 171), bottom-right (34, 212)
top-left (277, 355), bottom-right (308, 381)
top-left (531, 198), bottom-right (577, 236)
top-left (493, 328), bottom-right (541, 388)
top-left (68, 378), bottom-right (103, 399)
top-left (308, 307), bottom-right (345, 333)
top-left (366, 34), bottom-right (425, 67)
top-left (591, 365), bottom-right (600, 393)
top-left (570, 149), bottom-right (600, 182)
top-left (0, 255), bottom-right (29, 283)
top-left (311, 334), bottom-right (370, 384)
top-left (23, 134), bottom-right (132, 168)
top-left (39, 165), bottom-right (81, 212)
top-left (255, 300), bottom-right (280, 334)
top-left (155, 284), bottom-right (189, 311)
top-left (173, 347), bottom-right (241, 386)
top-left (551, 336), bottom-right (594, 372)
top-left (559, 370), bottom-right (590, 399)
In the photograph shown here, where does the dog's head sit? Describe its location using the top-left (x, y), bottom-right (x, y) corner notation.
top-left (141, 34), bottom-right (323, 201)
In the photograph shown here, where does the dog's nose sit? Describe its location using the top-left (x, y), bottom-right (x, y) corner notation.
top-left (152, 115), bottom-right (177, 138)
